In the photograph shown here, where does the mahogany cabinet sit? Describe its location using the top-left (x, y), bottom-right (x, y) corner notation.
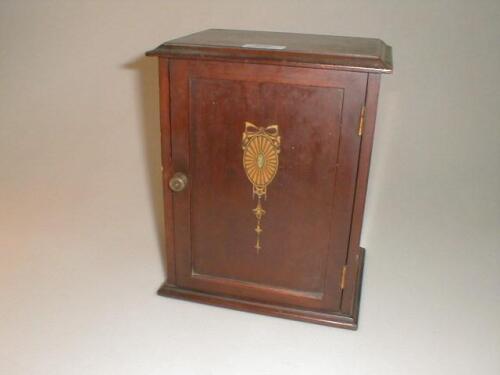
top-left (146, 29), bottom-right (392, 329)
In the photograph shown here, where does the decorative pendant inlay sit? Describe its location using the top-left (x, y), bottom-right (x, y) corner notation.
top-left (242, 122), bottom-right (281, 252)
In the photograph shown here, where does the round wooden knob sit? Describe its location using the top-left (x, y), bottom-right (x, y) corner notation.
top-left (169, 172), bottom-right (188, 192)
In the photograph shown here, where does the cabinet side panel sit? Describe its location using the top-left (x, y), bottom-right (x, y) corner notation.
top-left (341, 73), bottom-right (381, 315)
top-left (158, 58), bottom-right (176, 285)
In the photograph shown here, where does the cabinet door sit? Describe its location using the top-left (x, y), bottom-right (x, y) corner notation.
top-left (168, 59), bottom-right (366, 311)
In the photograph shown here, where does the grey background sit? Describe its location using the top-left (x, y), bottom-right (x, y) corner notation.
top-left (1, 1), bottom-right (499, 374)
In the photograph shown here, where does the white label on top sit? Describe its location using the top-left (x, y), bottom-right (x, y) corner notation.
top-left (241, 43), bottom-right (287, 50)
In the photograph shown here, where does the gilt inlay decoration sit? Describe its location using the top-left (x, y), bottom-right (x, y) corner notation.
top-left (242, 122), bottom-right (281, 252)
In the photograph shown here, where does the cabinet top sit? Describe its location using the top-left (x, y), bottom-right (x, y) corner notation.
top-left (146, 29), bottom-right (392, 73)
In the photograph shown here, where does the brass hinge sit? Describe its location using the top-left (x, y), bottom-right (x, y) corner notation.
top-left (358, 105), bottom-right (366, 136)
top-left (340, 265), bottom-right (347, 290)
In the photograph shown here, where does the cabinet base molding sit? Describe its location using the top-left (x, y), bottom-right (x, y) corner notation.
top-left (158, 248), bottom-right (365, 329)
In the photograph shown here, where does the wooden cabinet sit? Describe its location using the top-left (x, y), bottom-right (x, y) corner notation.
top-left (146, 29), bottom-right (392, 329)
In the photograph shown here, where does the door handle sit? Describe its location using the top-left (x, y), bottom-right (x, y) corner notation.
top-left (169, 172), bottom-right (188, 192)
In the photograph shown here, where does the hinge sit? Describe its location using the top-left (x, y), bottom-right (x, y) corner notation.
top-left (340, 265), bottom-right (347, 290)
top-left (358, 105), bottom-right (366, 136)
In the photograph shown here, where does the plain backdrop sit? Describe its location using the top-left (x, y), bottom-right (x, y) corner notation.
top-left (1, 1), bottom-right (499, 374)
